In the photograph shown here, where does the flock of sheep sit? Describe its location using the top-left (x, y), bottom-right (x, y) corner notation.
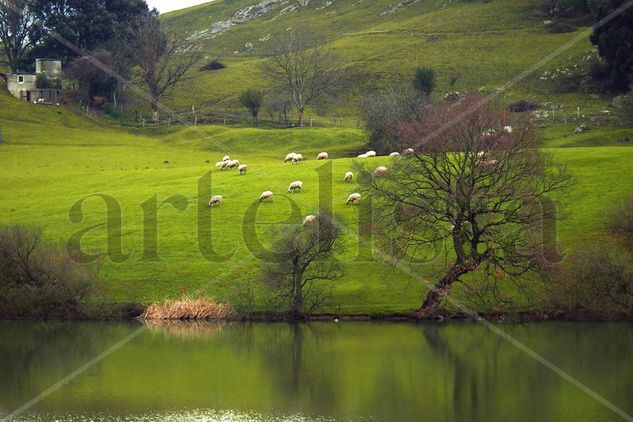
top-left (207, 148), bottom-right (416, 214)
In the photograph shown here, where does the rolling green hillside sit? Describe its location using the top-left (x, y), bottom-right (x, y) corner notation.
top-left (1, 85), bottom-right (633, 315)
top-left (159, 0), bottom-right (608, 118)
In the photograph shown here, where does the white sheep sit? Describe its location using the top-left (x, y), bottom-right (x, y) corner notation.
top-left (208, 195), bottom-right (223, 207)
top-left (260, 191), bottom-right (274, 202)
top-left (284, 153), bottom-right (297, 163)
top-left (347, 193), bottom-right (362, 205)
top-left (292, 154), bottom-right (303, 164)
top-left (317, 152), bottom-right (329, 160)
top-left (238, 164), bottom-right (248, 175)
top-left (403, 148), bottom-right (415, 156)
top-left (503, 125), bottom-right (513, 133)
top-left (366, 150), bottom-right (377, 158)
top-left (344, 171), bottom-right (354, 183)
top-left (357, 154), bottom-right (367, 159)
top-left (226, 159), bottom-right (240, 169)
top-left (303, 215), bottom-right (317, 225)
top-left (288, 181), bottom-right (304, 193)
top-left (223, 155), bottom-right (231, 162)
top-left (389, 152), bottom-right (401, 157)
top-left (374, 166), bottom-right (388, 177)
top-left (215, 161), bottom-right (226, 168)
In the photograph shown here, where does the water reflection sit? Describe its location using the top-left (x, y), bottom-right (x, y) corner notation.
top-left (0, 321), bottom-right (631, 421)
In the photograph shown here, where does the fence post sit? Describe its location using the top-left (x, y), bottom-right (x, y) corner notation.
top-left (142, 118), bottom-right (145, 128)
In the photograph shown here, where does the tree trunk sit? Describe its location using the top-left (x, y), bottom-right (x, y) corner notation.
top-left (297, 108), bottom-right (305, 127)
top-left (291, 271), bottom-right (304, 320)
top-left (151, 95), bottom-right (160, 122)
top-left (417, 264), bottom-right (467, 318)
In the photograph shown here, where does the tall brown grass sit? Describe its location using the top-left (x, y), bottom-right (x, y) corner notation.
top-left (140, 297), bottom-right (235, 320)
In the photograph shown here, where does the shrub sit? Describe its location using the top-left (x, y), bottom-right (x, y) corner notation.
top-left (548, 246), bottom-right (633, 315)
top-left (413, 67), bottom-right (436, 96)
top-left (611, 194), bottom-right (633, 241)
top-left (0, 226), bottom-right (98, 318)
top-left (201, 59), bottom-right (226, 71)
top-left (506, 100), bottom-right (540, 113)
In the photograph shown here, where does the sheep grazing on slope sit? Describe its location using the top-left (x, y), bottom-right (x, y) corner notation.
top-left (317, 152), bottom-right (329, 160)
top-left (208, 195), bottom-right (223, 207)
top-left (215, 161), bottom-right (226, 168)
top-left (285, 153), bottom-right (298, 163)
top-left (303, 215), bottom-right (317, 225)
top-left (238, 164), bottom-right (248, 175)
top-left (344, 171), bottom-right (354, 183)
top-left (226, 159), bottom-right (240, 169)
top-left (374, 166), bottom-right (388, 177)
top-left (288, 181), bottom-right (304, 193)
top-left (223, 155), bottom-right (231, 162)
top-left (347, 193), bottom-right (362, 205)
top-left (389, 152), bottom-right (401, 157)
top-left (366, 150), bottom-right (377, 158)
top-left (403, 148), bottom-right (415, 156)
top-left (503, 125), bottom-right (513, 133)
top-left (292, 154), bottom-right (303, 164)
top-left (260, 191), bottom-right (274, 202)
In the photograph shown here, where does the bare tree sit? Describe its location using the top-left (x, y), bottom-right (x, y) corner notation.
top-left (358, 93), bottom-right (572, 318)
top-left (117, 14), bottom-right (200, 121)
top-left (264, 90), bottom-right (292, 126)
top-left (263, 210), bottom-right (344, 320)
top-left (0, 0), bottom-right (36, 72)
top-left (265, 29), bottom-right (341, 127)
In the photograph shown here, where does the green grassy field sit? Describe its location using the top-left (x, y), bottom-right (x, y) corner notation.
top-left (1, 85), bottom-right (633, 315)
top-left (157, 0), bottom-right (609, 118)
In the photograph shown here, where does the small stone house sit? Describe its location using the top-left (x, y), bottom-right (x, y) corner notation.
top-left (7, 59), bottom-right (63, 104)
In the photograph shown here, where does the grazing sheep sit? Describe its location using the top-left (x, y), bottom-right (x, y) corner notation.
top-left (238, 164), bottom-right (248, 175)
top-left (503, 125), bottom-right (513, 133)
top-left (303, 215), bottom-right (317, 225)
top-left (215, 161), bottom-right (226, 168)
top-left (403, 148), bottom-right (415, 156)
top-left (374, 166), bottom-right (388, 177)
top-left (344, 171), bottom-right (354, 183)
top-left (317, 152), bottom-right (329, 160)
top-left (288, 181), bottom-right (304, 193)
top-left (260, 191), bottom-right (274, 202)
top-left (285, 153), bottom-right (298, 163)
top-left (389, 152), bottom-right (401, 157)
top-left (226, 159), bottom-right (240, 169)
top-left (208, 195), bottom-right (223, 207)
top-left (223, 155), bottom-right (231, 162)
top-left (357, 154), bottom-right (367, 158)
top-left (292, 154), bottom-right (303, 164)
top-left (347, 193), bottom-right (362, 205)
top-left (366, 150), bottom-right (377, 158)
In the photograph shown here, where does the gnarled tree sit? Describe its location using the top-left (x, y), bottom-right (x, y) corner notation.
top-left (358, 93), bottom-right (572, 317)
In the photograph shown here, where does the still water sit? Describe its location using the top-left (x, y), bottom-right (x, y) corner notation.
top-left (0, 320), bottom-right (632, 421)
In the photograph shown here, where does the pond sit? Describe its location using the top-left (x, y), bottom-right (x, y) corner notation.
top-left (0, 320), bottom-right (632, 421)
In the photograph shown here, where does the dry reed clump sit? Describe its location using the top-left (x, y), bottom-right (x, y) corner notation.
top-left (140, 297), bottom-right (235, 320)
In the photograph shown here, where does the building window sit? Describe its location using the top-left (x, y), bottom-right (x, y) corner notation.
top-left (18, 76), bottom-right (24, 83)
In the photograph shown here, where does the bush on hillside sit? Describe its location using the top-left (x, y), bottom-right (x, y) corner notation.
top-left (0, 226), bottom-right (98, 318)
top-left (201, 59), bottom-right (226, 71)
top-left (610, 194), bottom-right (633, 241)
top-left (506, 100), bottom-right (540, 113)
top-left (548, 246), bottom-right (633, 316)
top-left (412, 67), bottom-right (436, 96)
